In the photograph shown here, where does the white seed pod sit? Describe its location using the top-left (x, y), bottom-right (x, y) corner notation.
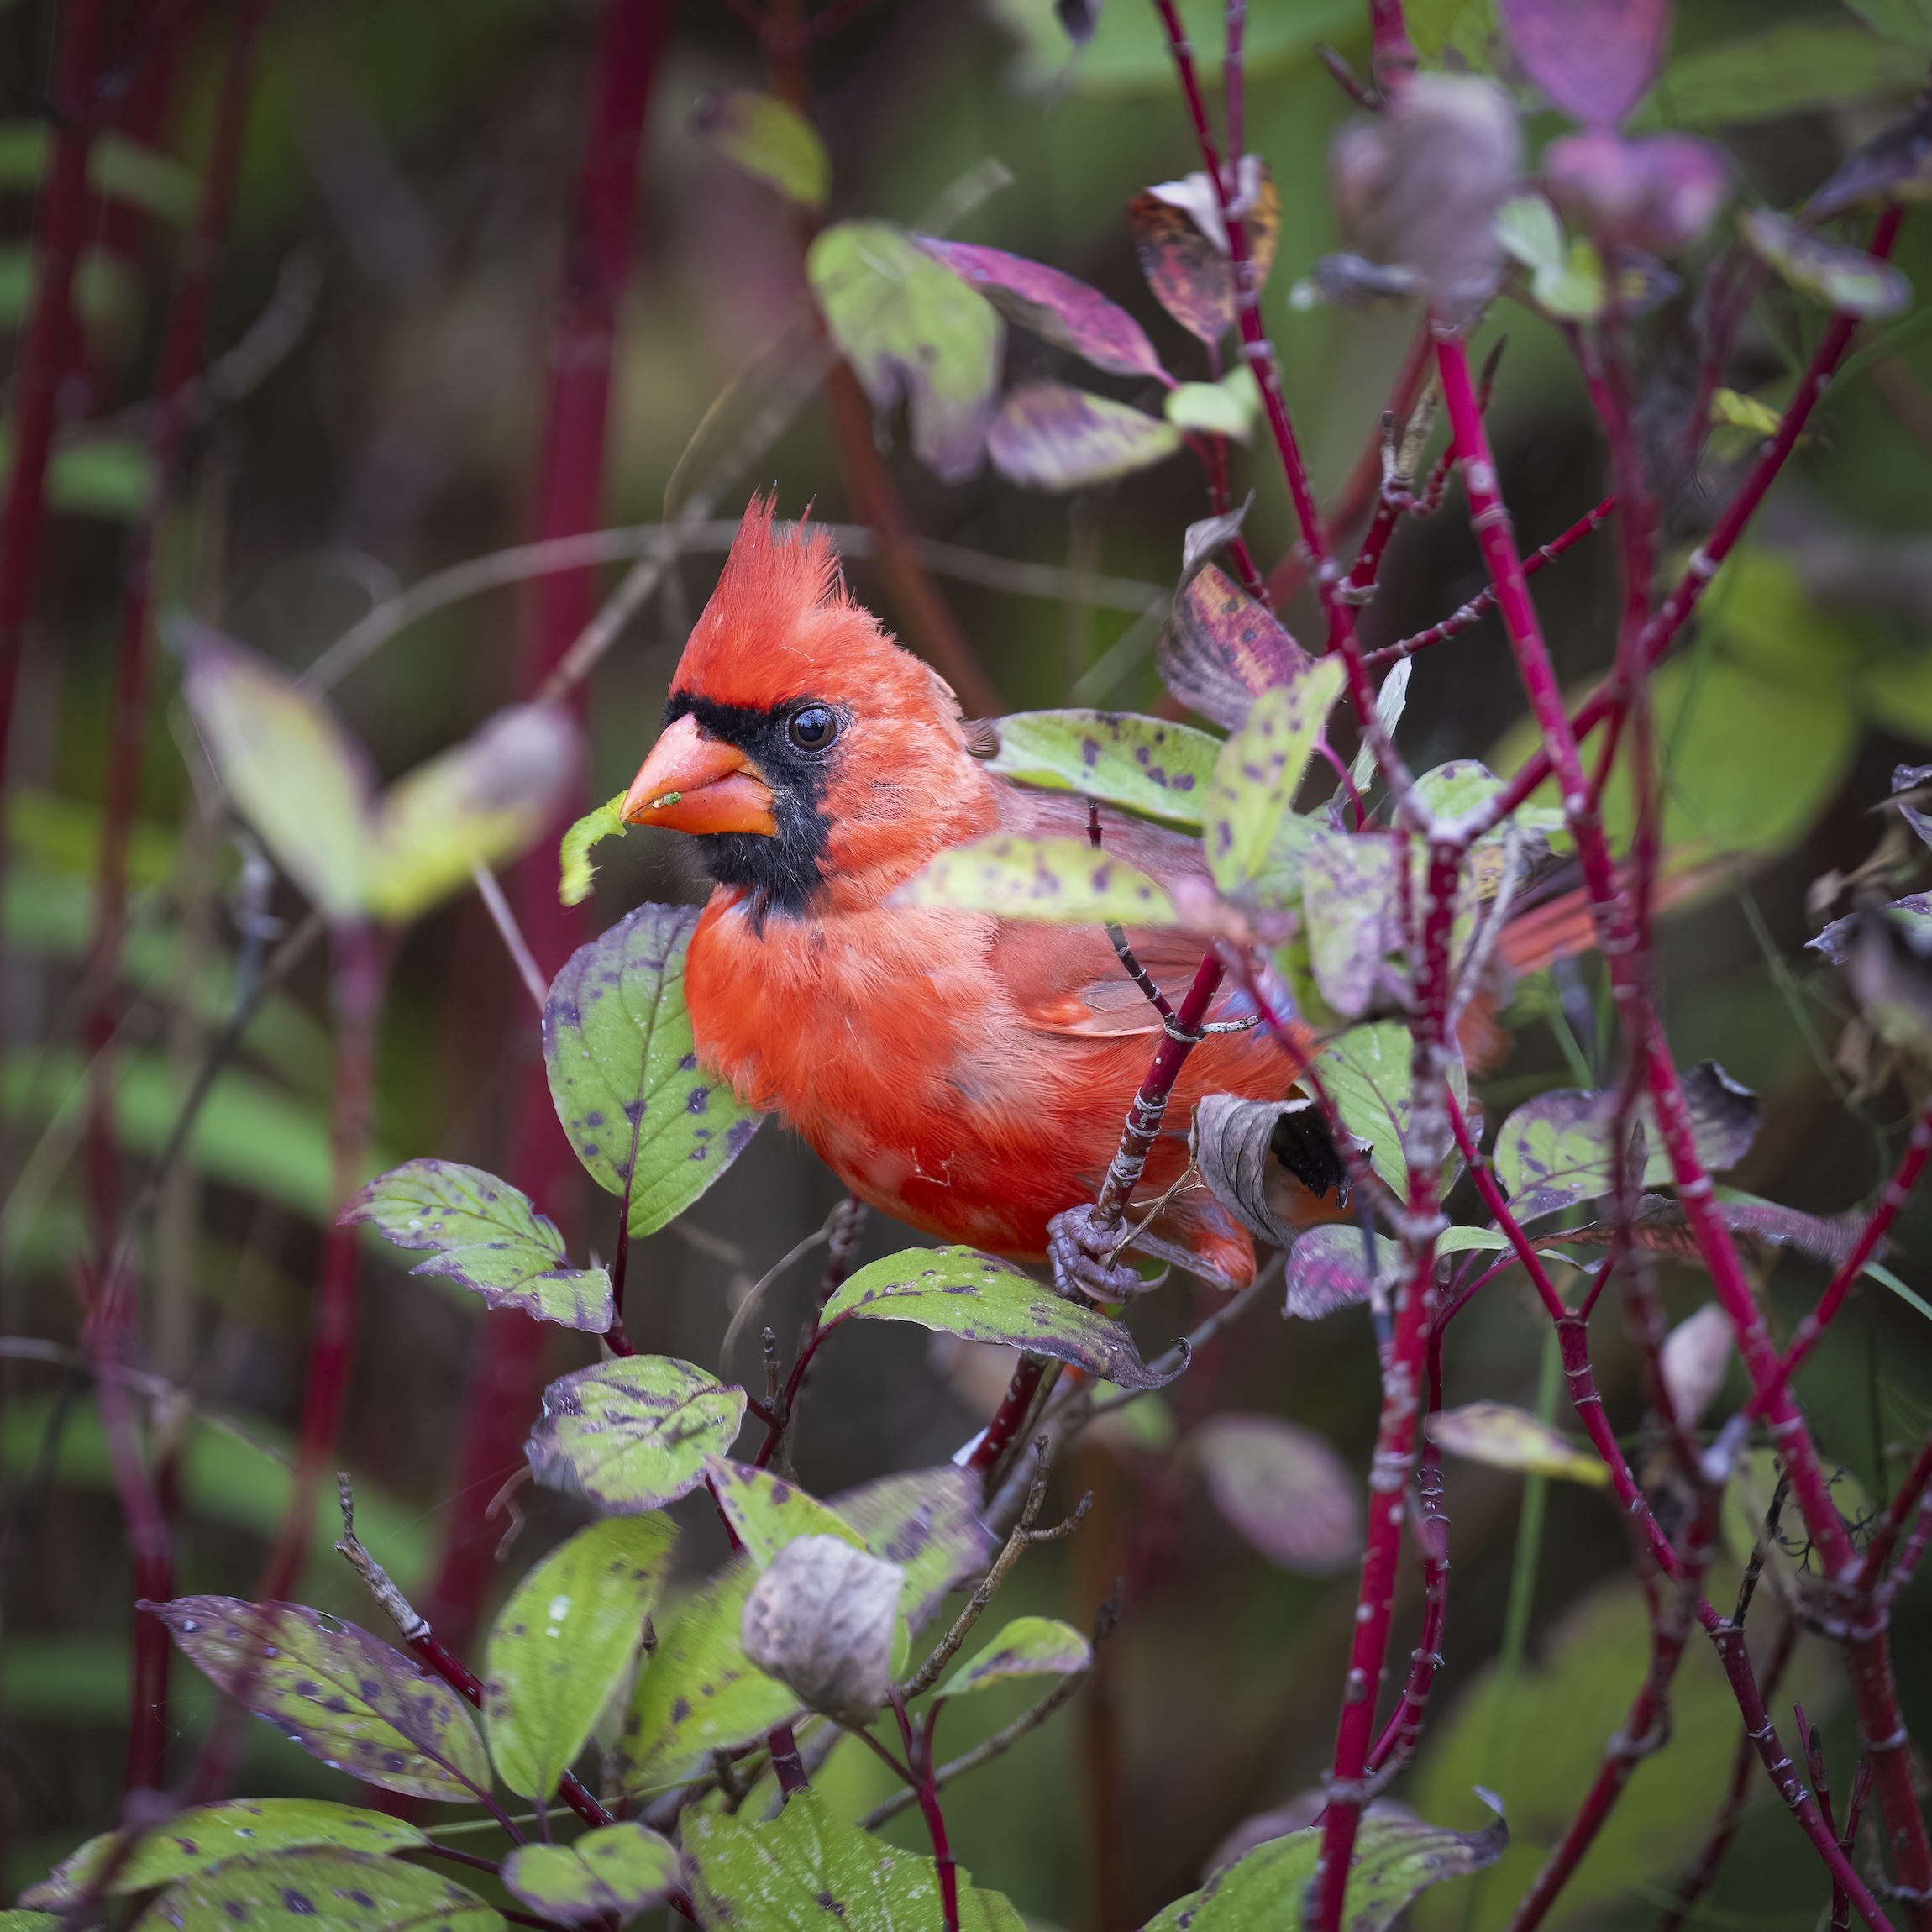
top-left (740, 1535), bottom-right (904, 1728)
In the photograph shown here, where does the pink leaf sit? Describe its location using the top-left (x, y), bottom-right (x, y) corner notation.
top-left (1188, 1414), bottom-right (1363, 1574)
top-left (1157, 565), bottom-right (1313, 730)
top-left (1499, 0), bottom-right (1672, 130)
top-left (1545, 130), bottom-right (1729, 255)
top-left (915, 238), bottom-right (1166, 382)
top-left (985, 381), bottom-right (1181, 491)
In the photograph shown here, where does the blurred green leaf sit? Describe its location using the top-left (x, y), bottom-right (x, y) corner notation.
top-left (895, 834), bottom-right (1176, 923)
top-left (1644, 19), bottom-right (1924, 127)
top-left (24, 1803), bottom-right (426, 1908)
top-left (525, 1355), bottom-right (747, 1513)
top-left (1711, 387), bottom-right (1782, 435)
top-left (7, 788), bottom-right (177, 886)
top-left (1740, 207), bottom-right (1911, 318)
top-left (558, 791), bottom-right (628, 907)
top-left (621, 1557), bottom-right (801, 1788)
top-left (0, 126), bottom-right (198, 219)
top-left (1533, 239), bottom-right (1606, 320)
top-left (695, 88), bottom-right (830, 208)
top-left (501, 1824), bottom-right (680, 1927)
top-left (144, 1850), bottom-right (499, 1932)
top-left (1410, 1578), bottom-right (1835, 1930)
top-left (364, 704), bottom-right (582, 923)
top-left (1427, 1402), bottom-right (1609, 1486)
top-left (1410, 0), bottom-right (1501, 67)
top-left (986, 711), bottom-right (1219, 828)
top-left (685, 1790), bottom-right (1025, 1932)
top-left (829, 1466), bottom-right (1000, 1635)
top-left (183, 634), bottom-right (372, 921)
top-left (1496, 195), bottom-right (1563, 270)
top-left (3, 1635), bottom-right (128, 1719)
top-left (935, 1616), bottom-right (1090, 1698)
top-left (1204, 655), bottom-right (1347, 891)
top-left (822, 1244), bottom-right (1166, 1388)
top-left (543, 903), bottom-right (764, 1238)
top-left (807, 222), bottom-right (1002, 483)
top-left (8, 434), bottom-right (157, 519)
top-left (147, 1598), bottom-right (491, 1803)
top-left (342, 1159), bottom-right (612, 1330)
top-left (1164, 367), bottom-right (1261, 441)
top-left (484, 1513), bottom-right (675, 1801)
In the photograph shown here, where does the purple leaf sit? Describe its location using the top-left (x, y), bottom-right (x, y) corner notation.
top-left (914, 237), bottom-right (1165, 381)
top-left (142, 1597), bottom-right (491, 1802)
top-left (1157, 565), bottom-right (1314, 731)
top-left (1545, 130), bottom-right (1730, 255)
top-left (1810, 92), bottom-right (1932, 221)
top-left (1281, 1223), bottom-right (1389, 1320)
top-left (1188, 1414), bottom-right (1362, 1574)
top-left (830, 1467), bottom-right (998, 1635)
top-left (985, 381), bottom-right (1181, 491)
top-left (1126, 165), bottom-right (1281, 344)
top-left (1892, 763), bottom-right (1932, 851)
top-left (1810, 894), bottom-right (1932, 968)
top-left (1499, 0), bottom-right (1672, 129)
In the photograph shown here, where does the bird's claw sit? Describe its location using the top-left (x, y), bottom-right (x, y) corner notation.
top-left (1048, 1205), bottom-right (1152, 1304)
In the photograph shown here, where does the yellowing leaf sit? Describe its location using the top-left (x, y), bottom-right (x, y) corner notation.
top-left (1426, 1402), bottom-right (1609, 1485)
top-left (695, 88), bottom-right (830, 208)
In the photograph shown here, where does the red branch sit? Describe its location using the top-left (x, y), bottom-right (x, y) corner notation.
top-left (0, 0), bottom-right (108, 780)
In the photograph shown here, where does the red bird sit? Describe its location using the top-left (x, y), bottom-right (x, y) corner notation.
top-left (622, 503), bottom-right (1602, 1292)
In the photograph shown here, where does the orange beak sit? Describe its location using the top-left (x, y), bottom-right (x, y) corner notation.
top-left (622, 711), bottom-right (778, 837)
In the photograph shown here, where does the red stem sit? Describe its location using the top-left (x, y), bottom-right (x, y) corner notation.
top-left (0, 0), bottom-right (108, 781)
top-left (892, 1692), bottom-right (958, 1932)
top-left (424, 0), bottom-right (670, 1650)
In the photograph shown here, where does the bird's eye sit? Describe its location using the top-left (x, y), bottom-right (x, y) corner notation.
top-left (787, 705), bottom-right (838, 752)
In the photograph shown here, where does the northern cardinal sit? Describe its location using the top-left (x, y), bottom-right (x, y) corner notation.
top-left (622, 502), bottom-right (1600, 1292)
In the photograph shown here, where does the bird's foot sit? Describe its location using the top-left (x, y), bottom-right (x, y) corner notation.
top-left (1048, 1205), bottom-right (1155, 1304)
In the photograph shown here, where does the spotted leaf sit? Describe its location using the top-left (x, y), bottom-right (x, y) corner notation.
top-left (894, 835), bottom-right (1175, 925)
top-left (136, 1849), bottom-right (498, 1932)
top-left (985, 710), bottom-right (1220, 828)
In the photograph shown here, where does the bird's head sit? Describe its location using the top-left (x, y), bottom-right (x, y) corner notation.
top-left (623, 498), bottom-right (994, 916)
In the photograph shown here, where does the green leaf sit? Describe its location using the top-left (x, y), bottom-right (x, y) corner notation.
top-left (139, 1850), bottom-right (500, 1932)
top-left (341, 1160), bottom-right (612, 1331)
top-left (143, 1598), bottom-right (492, 1803)
top-left (45, 436), bottom-right (155, 518)
top-left (935, 1615), bottom-right (1090, 1698)
top-left (364, 705), bottom-right (583, 924)
top-left (685, 1790), bottom-right (1024, 1932)
top-left (1532, 239), bottom-right (1605, 321)
top-left (1739, 207), bottom-right (1910, 318)
top-left (1426, 1402), bottom-right (1609, 1486)
top-left (93, 134), bottom-right (200, 222)
top-left (526, 1355), bottom-right (747, 1513)
top-left (544, 903), bottom-right (763, 1237)
top-left (1300, 830), bottom-right (1399, 1020)
top-left (1149, 1804), bottom-right (1507, 1932)
top-left (0, 1916), bottom-right (58, 1932)
top-left (986, 381), bottom-right (1183, 490)
top-left (829, 1467), bottom-right (999, 1634)
top-left (1644, 19), bottom-right (1924, 129)
top-left (806, 222), bottom-right (1003, 483)
top-left (24, 1803), bottom-right (427, 1908)
top-left (1315, 1020), bottom-right (1467, 1197)
top-left (705, 1457), bottom-right (869, 1568)
top-left (559, 792), bottom-right (629, 907)
top-left (1163, 367), bottom-right (1260, 442)
top-left (696, 88), bottom-right (831, 208)
top-left (1495, 194), bottom-right (1563, 270)
top-left (620, 1557), bottom-right (801, 1788)
top-left (893, 834), bottom-right (1175, 924)
top-left (183, 633), bottom-right (372, 921)
top-left (823, 1244), bottom-right (1168, 1389)
top-left (1204, 655), bottom-right (1348, 890)
top-left (1710, 386), bottom-right (1782, 435)
top-left (985, 711), bottom-right (1220, 828)
top-left (501, 1824), bottom-right (681, 1926)
top-left (484, 1513), bottom-right (676, 1801)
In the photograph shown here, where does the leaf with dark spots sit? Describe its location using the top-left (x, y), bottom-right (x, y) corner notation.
top-left (484, 1514), bottom-right (676, 1801)
top-left (1315, 1021), bottom-right (1472, 1197)
top-left (987, 710), bottom-right (1221, 828)
top-left (894, 835), bottom-right (1176, 925)
top-left (1300, 829), bottom-right (1400, 1020)
top-left (136, 1849), bottom-right (499, 1932)
top-left (621, 1559), bottom-right (801, 1788)
top-left (932, 1615), bottom-right (1089, 1698)
top-left (140, 1599), bottom-right (491, 1803)
top-left (831, 1467), bottom-right (996, 1635)
top-left (25, 1804), bottom-right (426, 1908)
top-left (543, 904), bottom-right (763, 1239)
top-left (1499, 0), bottom-right (1670, 129)
top-left (1158, 567), bottom-right (1315, 732)
top-left (1127, 165), bottom-right (1281, 344)
top-left (685, 1790), bottom-right (1025, 1932)
top-left (1204, 657), bottom-right (1348, 892)
top-left (985, 381), bottom-right (1181, 491)
top-left (340, 1159), bottom-right (612, 1331)
top-left (914, 237), bottom-right (1165, 380)
top-left (525, 1354), bottom-right (746, 1513)
top-left (1185, 1415), bottom-right (1362, 1574)
top-left (820, 1245), bottom-right (1168, 1389)
top-left (502, 1824), bottom-right (680, 1928)
top-left (1493, 1062), bottom-right (1760, 1216)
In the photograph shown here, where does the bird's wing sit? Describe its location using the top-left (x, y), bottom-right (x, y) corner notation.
top-left (987, 784), bottom-right (1249, 1039)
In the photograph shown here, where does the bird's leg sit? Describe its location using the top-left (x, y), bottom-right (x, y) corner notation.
top-left (1048, 1204), bottom-right (1155, 1303)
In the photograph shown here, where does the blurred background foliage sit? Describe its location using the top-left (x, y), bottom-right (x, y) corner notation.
top-left (3, 0), bottom-right (1930, 1927)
